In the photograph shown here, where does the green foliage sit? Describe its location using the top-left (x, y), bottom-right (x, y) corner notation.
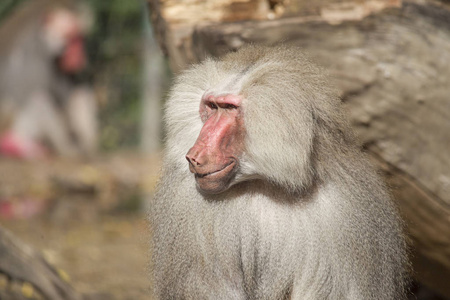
top-left (85, 0), bottom-right (144, 151)
top-left (0, 0), bottom-right (28, 21)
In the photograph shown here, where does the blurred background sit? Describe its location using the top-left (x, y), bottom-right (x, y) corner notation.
top-left (0, 0), bottom-right (449, 299)
top-left (0, 0), bottom-right (168, 299)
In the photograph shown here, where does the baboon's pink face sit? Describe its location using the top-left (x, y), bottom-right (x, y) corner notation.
top-left (44, 8), bottom-right (86, 73)
top-left (186, 94), bottom-right (245, 194)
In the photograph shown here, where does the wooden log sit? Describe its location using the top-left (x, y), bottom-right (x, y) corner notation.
top-left (0, 225), bottom-right (85, 300)
top-left (148, 0), bottom-right (450, 297)
top-left (148, 0), bottom-right (401, 72)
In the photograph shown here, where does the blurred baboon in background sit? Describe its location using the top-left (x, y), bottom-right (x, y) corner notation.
top-left (0, 0), bottom-right (97, 159)
top-left (149, 46), bottom-right (409, 299)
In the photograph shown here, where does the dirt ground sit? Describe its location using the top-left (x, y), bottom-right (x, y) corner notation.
top-left (0, 153), bottom-right (159, 299)
top-left (1, 213), bottom-right (151, 300)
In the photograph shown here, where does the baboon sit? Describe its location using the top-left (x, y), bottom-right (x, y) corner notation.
top-left (0, 0), bottom-right (97, 159)
top-left (149, 45), bottom-right (408, 299)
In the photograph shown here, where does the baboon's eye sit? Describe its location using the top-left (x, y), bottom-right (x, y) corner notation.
top-left (224, 104), bottom-right (237, 109)
top-left (208, 102), bottom-right (218, 109)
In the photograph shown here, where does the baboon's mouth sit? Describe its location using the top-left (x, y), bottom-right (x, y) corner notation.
top-left (195, 160), bottom-right (235, 179)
